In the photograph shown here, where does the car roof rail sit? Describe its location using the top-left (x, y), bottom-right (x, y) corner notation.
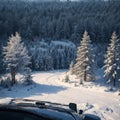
top-left (9, 98), bottom-right (77, 112)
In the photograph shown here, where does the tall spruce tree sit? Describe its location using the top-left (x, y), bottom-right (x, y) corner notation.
top-left (74, 31), bottom-right (95, 84)
top-left (3, 32), bottom-right (31, 86)
top-left (104, 32), bottom-right (120, 87)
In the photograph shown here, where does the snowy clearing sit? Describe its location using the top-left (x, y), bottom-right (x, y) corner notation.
top-left (0, 70), bottom-right (120, 120)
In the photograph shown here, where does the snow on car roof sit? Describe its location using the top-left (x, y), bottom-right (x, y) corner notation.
top-left (0, 98), bottom-right (12, 104)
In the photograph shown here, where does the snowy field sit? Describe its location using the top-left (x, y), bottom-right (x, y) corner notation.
top-left (0, 70), bottom-right (120, 120)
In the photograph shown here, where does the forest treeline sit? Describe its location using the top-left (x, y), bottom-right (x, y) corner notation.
top-left (0, 0), bottom-right (120, 72)
top-left (0, 0), bottom-right (120, 43)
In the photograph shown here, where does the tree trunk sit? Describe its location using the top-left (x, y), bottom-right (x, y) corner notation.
top-left (84, 70), bottom-right (87, 82)
top-left (11, 68), bottom-right (16, 86)
top-left (113, 78), bottom-right (116, 87)
top-left (84, 65), bottom-right (87, 81)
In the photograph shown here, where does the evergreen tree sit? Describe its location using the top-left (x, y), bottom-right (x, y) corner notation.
top-left (3, 32), bottom-right (31, 86)
top-left (65, 74), bottom-right (69, 83)
top-left (24, 67), bottom-right (33, 85)
top-left (104, 32), bottom-right (120, 87)
top-left (74, 31), bottom-right (95, 84)
top-left (69, 61), bottom-right (74, 75)
top-left (62, 72), bottom-right (69, 83)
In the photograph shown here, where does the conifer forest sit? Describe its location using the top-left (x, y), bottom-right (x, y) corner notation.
top-left (0, 0), bottom-right (120, 87)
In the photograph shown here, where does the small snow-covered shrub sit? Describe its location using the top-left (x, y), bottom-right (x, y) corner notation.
top-left (23, 68), bottom-right (33, 85)
top-left (80, 79), bottom-right (83, 85)
top-left (65, 74), bottom-right (69, 83)
top-left (0, 74), bottom-right (11, 88)
top-left (69, 61), bottom-right (74, 75)
top-left (74, 82), bottom-right (79, 87)
top-left (85, 102), bottom-right (94, 111)
top-left (62, 73), bottom-right (69, 83)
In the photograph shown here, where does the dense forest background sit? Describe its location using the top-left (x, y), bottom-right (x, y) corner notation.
top-left (0, 0), bottom-right (120, 72)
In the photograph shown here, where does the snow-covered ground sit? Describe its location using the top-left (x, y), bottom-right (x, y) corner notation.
top-left (0, 70), bottom-right (120, 120)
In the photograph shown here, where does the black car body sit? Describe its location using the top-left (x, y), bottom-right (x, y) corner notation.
top-left (0, 99), bottom-right (100, 120)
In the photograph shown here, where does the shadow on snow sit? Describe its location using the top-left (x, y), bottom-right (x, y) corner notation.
top-left (0, 82), bottom-right (67, 99)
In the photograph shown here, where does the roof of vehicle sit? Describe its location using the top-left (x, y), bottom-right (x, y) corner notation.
top-left (0, 98), bottom-right (81, 120)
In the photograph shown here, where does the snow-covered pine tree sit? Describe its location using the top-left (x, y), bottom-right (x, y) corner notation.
top-left (63, 72), bottom-right (69, 83)
top-left (104, 32), bottom-right (120, 87)
top-left (69, 61), bottom-right (74, 75)
top-left (74, 31), bottom-right (95, 84)
top-left (3, 32), bottom-right (31, 86)
top-left (24, 67), bottom-right (33, 85)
